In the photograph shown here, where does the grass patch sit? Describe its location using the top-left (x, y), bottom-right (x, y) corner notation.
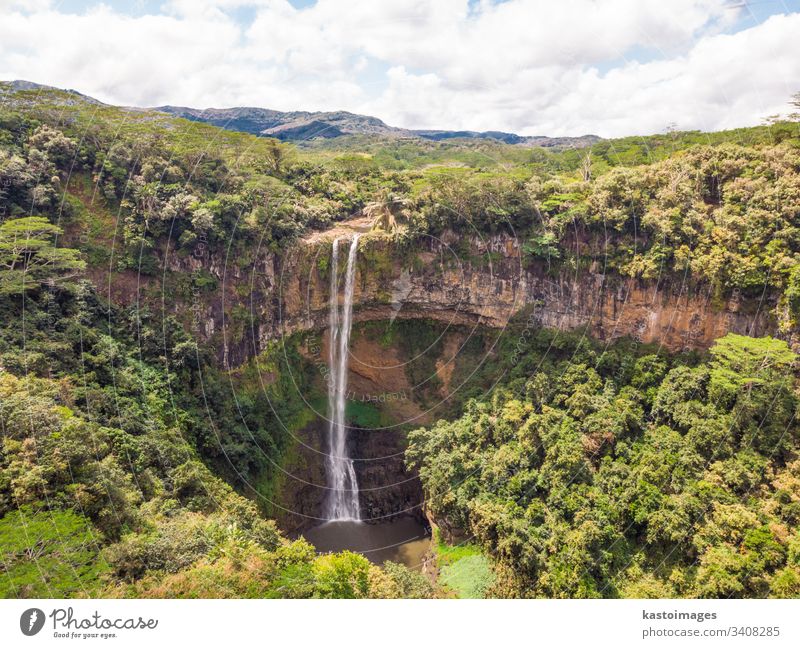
top-left (439, 554), bottom-right (494, 599)
top-left (433, 528), bottom-right (495, 598)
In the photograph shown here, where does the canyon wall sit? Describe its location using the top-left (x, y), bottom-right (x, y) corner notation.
top-left (165, 229), bottom-right (779, 367)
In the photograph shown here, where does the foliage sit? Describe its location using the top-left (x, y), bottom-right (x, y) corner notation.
top-left (408, 333), bottom-right (800, 598)
top-left (2, 83), bottom-right (798, 324)
top-left (365, 192), bottom-right (412, 233)
top-left (0, 278), bottom-right (421, 599)
top-left (368, 560), bottom-right (435, 599)
top-left (0, 217), bottom-right (84, 294)
top-left (0, 506), bottom-right (107, 597)
top-left (2, 82), bottom-right (800, 601)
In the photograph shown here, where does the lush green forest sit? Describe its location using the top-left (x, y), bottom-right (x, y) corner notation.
top-left (1, 83), bottom-right (798, 318)
top-left (1, 82), bottom-right (799, 598)
top-left (408, 329), bottom-right (800, 597)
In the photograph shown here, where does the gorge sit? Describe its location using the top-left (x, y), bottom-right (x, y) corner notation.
top-left (109, 217), bottom-right (795, 563)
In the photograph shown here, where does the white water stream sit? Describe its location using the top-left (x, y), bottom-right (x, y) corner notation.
top-left (324, 235), bottom-right (361, 521)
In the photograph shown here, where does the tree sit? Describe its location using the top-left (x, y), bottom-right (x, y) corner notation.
top-left (708, 334), bottom-right (798, 456)
top-left (708, 334), bottom-right (796, 400)
top-left (311, 552), bottom-right (371, 598)
top-left (580, 151), bottom-right (592, 182)
top-left (263, 139), bottom-right (287, 175)
top-left (365, 192), bottom-right (411, 233)
top-left (0, 507), bottom-right (106, 597)
top-left (0, 216), bottom-right (85, 294)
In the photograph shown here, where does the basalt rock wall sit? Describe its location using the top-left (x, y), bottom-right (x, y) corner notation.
top-left (154, 229), bottom-right (780, 368)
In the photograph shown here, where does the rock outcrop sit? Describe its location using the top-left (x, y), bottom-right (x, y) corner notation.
top-left (351, 425), bottom-right (425, 524)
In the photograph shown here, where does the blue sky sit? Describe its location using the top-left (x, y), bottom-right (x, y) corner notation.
top-left (2, 0), bottom-right (799, 136)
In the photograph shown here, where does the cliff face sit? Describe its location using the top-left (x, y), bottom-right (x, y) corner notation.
top-left (272, 420), bottom-right (425, 532)
top-left (255, 232), bottom-right (777, 362)
top-left (153, 227), bottom-right (781, 368)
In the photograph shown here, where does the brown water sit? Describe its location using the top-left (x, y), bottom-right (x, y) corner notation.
top-left (302, 517), bottom-right (431, 570)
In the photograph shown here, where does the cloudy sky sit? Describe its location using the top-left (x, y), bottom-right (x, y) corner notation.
top-left (1, 0), bottom-right (799, 137)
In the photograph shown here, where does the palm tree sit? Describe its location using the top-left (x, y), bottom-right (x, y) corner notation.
top-left (363, 193), bottom-right (411, 233)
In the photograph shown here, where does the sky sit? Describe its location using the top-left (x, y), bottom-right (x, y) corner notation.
top-left (0, 0), bottom-right (799, 137)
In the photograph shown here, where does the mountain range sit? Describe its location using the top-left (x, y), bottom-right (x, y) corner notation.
top-left (5, 80), bottom-right (599, 148)
top-left (156, 105), bottom-right (600, 148)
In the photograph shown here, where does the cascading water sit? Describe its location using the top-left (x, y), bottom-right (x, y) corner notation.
top-left (324, 234), bottom-right (361, 521)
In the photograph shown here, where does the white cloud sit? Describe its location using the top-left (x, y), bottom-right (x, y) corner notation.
top-left (0, 0), bottom-right (797, 136)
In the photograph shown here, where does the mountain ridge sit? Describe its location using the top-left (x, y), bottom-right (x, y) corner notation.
top-left (156, 104), bottom-right (601, 148)
top-left (2, 79), bottom-right (599, 147)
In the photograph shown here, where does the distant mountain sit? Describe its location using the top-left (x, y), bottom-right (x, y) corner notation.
top-left (155, 106), bottom-right (409, 140)
top-left (412, 129), bottom-right (600, 148)
top-left (156, 105), bottom-right (600, 148)
top-left (1, 81), bottom-right (599, 148)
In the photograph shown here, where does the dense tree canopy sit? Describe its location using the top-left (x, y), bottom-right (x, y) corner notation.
top-left (408, 333), bottom-right (800, 597)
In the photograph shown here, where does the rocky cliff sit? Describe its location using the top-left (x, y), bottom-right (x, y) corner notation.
top-left (159, 225), bottom-right (779, 368)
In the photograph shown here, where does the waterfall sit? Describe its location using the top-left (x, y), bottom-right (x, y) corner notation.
top-left (324, 234), bottom-right (361, 521)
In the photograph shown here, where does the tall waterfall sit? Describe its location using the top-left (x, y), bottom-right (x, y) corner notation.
top-left (324, 234), bottom-right (361, 521)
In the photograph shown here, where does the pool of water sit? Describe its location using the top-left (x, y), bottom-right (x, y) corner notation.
top-left (302, 516), bottom-right (431, 570)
